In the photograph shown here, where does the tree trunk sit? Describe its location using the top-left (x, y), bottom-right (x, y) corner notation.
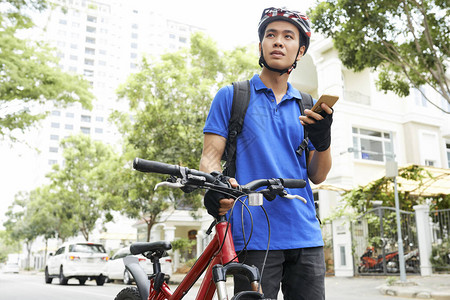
top-left (26, 241), bottom-right (32, 270)
top-left (44, 238), bottom-right (48, 268)
top-left (146, 219), bottom-right (155, 242)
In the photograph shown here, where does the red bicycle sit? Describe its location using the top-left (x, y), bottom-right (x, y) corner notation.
top-left (114, 158), bottom-right (306, 300)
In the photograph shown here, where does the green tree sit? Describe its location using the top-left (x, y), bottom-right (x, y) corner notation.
top-left (113, 32), bottom-right (260, 241)
top-left (48, 134), bottom-right (118, 241)
top-left (0, 0), bottom-right (94, 141)
top-left (309, 0), bottom-right (450, 113)
top-left (0, 231), bottom-right (21, 264)
top-left (3, 192), bottom-right (39, 269)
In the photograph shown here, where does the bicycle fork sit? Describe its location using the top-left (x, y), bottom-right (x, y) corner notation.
top-left (212, 262), bottom-right (263, 300)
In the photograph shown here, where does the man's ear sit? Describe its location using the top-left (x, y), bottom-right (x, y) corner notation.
top-left (259, 42), bottom-right (262, 56)
top-left (296, 45), bottom-right (306, 61)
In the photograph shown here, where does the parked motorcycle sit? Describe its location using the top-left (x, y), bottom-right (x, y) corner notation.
top-left (358, 247), bottom-right (420, 273)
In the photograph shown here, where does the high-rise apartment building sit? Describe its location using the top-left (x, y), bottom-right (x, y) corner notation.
top-left (32, 0), bottom-right (203, 180)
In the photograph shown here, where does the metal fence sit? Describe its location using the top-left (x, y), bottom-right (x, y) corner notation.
top-left (429, 208), bottom-right (450, 273)
top-left (352, 207), bottom-right (420, 275)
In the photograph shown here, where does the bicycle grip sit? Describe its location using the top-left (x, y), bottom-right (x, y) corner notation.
top-left (133, 158), bottom-right (181, 176)
top-left (282, 178), bottom-right (306, 189)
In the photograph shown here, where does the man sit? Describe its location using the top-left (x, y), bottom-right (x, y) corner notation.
top-left (200, 7), bottom-right (332, 300)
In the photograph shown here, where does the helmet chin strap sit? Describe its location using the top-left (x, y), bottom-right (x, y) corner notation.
top-left (259, 47), bottom-right (301, 76)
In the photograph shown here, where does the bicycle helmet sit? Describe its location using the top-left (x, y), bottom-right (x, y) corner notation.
top-left (258, 7), bottom-right (311, 75)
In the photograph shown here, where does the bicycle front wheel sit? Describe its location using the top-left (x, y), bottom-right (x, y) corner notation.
top-left (115, 287), bottom-right (141, 300)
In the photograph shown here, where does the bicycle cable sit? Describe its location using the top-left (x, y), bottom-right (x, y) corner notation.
top-left (257, 205), bottom-right (271, 295)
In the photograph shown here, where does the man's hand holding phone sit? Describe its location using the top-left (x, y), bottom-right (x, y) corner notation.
top-left (299, 94), bottom-right (337, 152)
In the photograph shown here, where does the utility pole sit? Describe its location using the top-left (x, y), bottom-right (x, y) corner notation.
top-left (386, 160), bottom-right (407, 282)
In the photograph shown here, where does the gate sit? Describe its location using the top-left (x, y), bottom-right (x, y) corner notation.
top-left (352, 207), bottom-right (420, 275)
top-left (429, 208), bottom-right (450, 273)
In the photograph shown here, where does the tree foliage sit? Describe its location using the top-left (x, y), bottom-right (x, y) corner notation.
top-left (47, 134), bottom-right (118, 241)
top-left (0, 0), bottom-right (94, 141)
top-left (113, 32), bottom-right (260, 241)
top-left (309, 0), bottom-right (450, 113)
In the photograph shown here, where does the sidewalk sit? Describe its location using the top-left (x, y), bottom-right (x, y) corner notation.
top-left (377, 274), bottom-right (450, 299)
top-left (170, 273), bottom-right (450, 299)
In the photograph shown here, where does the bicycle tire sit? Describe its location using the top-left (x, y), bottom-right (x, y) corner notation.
top-left (114, 287), bottom-right (141, 300)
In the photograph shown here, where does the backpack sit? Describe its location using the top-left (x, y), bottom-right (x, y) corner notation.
top-left (222, 80), bottom-right (314, 177)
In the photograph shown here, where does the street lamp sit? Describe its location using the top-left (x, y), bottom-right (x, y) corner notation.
top-left (385, 160), bottom-right (407, 282)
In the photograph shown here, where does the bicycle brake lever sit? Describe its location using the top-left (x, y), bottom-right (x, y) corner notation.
top-left (283, 193), bottom-right (307, 204)
top-left (154, 181), bottom-right (184, 190)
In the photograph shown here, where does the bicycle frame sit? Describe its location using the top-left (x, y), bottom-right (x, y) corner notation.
top-left (149, 218), bottom-right (238, 300)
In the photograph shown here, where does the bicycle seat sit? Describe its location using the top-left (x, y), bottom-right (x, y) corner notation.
top-left (130, 241), bottom-right (172, 256)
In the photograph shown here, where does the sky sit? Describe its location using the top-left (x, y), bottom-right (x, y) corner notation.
top-left (0, 0), bottom-right (318, 226)
top-left (150, 0), bottom-right (317, 49)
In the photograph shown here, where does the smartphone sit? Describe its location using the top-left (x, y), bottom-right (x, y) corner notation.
top-left (311, 94), bottom-right (339, 113)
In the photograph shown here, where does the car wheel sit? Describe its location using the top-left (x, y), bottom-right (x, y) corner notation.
top-left (59, 266), bottom-right (68, 285)
top-left (123, 270), bottom-right (132, 285)
top-left (96, 276), bottom-right (106, 286)
top-left (114, 287), bottom-right (141, 300)
top-left (45, 267), bottom-right (52, 284)
top-left (78, 278), bottom-right (87, 285)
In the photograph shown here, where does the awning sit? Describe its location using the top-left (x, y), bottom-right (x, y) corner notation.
top-left (312, 165), bottom-right (449, 197)
top-left (390, 165), bottom-right (449, 196)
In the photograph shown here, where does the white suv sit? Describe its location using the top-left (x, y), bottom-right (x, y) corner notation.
top-left (45, 242), bottom-right (109, 285)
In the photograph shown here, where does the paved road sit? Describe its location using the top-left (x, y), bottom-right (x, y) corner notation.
top-left (0, 272), bottom-right (414, 299)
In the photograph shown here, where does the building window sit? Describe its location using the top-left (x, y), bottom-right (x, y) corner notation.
top-left (179, 37), bottom-right (187, 43)
top-left (51, 122), bottom-right (60, 129)
top-left (95, 128), bottom-right (103, 134)
top-left (352, 127), bottom-right (394, 162)
top-left (81, 115), bottom-right (91, 122)
top-left (49, 147), bottom-right (58, 153)
top-left (86, 26), bottom-right (96, 33)
top-left (87, 15), bottom-right (97, 23)
top-left (81, 127), bottom-right (90, 134)
top-left (446, 143), bottom-right (450, 168)
top-left (130, 52), bottom-right (137, 59)
top-left (131, 43), bottom-right (138, 49)
top-left (51, 110), bottom-right (61, 116)
top-left (65, 124), bottom-right (74, 130)
top-left (84, 69), bottom-right (94, 77)
top-left (50, 134), bottom-right (59, 141)
top-left (70, 43), bottom-right (78, 49)
top-left (66, 112), bottom-right (74, 118)
top-left (340, 246), bottom-right (346, 266)
top-left (86, 37), bottom-right (96, 44)
top-left (59, 19), bottom-right (67, 25)
top-left (84, 58), bottom-right (94, 65)
top-left (131, 33), bottom-right (138, 39)
top-left (95, 116), bottom-right (104, 122)
top-left (132, 23), bottom-right (138, 29)
top-left (85, 47), bottom-right (95, 55)
top-left (70, 55), bottom-right (78, 60)
top-left (48, 159), bottom-right (58, 165)
top-left (414, 87), bottom-right (428, 107)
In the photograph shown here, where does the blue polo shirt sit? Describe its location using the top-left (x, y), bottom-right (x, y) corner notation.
top-left (203, 74), bottom-right (324, 250)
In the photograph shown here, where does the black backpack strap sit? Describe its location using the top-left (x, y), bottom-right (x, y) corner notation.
top-left (222, 80), bottom-right (251, 177)
top-left (296, 92), bottom-right (314, 158)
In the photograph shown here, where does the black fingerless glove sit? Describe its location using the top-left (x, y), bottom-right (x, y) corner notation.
top-left (304, 110), bottom-right (333, 152)
top-left (203, 172), bottom-right (231, 218)
top-left (204, 190), bottom-right (227, 218)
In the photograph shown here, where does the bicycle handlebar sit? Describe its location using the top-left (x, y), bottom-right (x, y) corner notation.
top-left (133, 157), bottom-right (306, 194)
top-left (133, 158), bottom-right (217, 183)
